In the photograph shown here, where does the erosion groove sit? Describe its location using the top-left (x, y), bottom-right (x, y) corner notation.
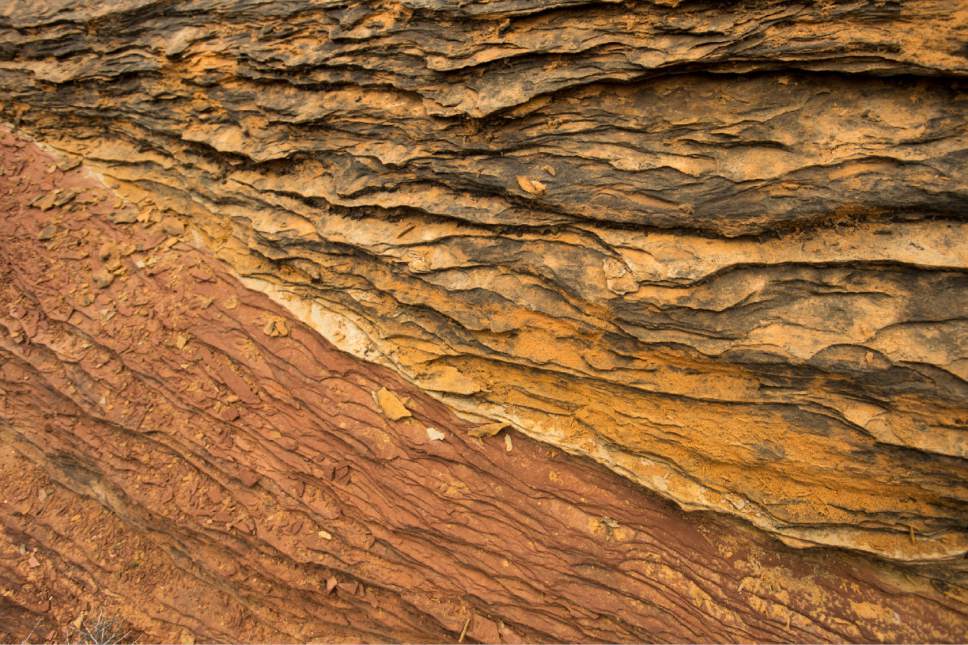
top-left (0, 0), bottom-right (966, 641)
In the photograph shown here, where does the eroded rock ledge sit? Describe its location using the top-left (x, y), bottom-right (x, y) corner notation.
top-left (1, 0), bottom-right (966, 570)
top-left (1, 126), bottom-right (967, 643)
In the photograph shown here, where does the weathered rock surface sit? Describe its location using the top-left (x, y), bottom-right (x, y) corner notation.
top-left (1, 126), bottom-right (967, 643)
top-left (0, 0), bottom-right (966, 636)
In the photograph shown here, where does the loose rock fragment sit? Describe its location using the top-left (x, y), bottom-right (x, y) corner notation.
top-left (262, 317), bottom-right (289, 337)
top-left (375, 387), bottom-right (411, 420)
top-left (602, 258), bottom-right (638, 295)
top-left (54, 189), bottom-right (76, 208)
top-left (92, 269), bottom-right (114, 289)
top-left (104, 255), bottom-right (123, 272)
top-left (34, 190), bottom-right (59, 211)
top-left (469, 422), bottom-right (507, 438)
top-left (36, 224), bottom-right (57, 240)
top-left (57, 157), bottom-right (81, 171)
top-left (110, 210), bottom-right (138, 224)
top-left (98, 242), bottom-right (116, 260)
top-left (515, 175), bottom-right (546, 195)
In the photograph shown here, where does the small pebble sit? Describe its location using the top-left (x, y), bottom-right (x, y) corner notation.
top-left (92, 269), bottom-right (114, 289)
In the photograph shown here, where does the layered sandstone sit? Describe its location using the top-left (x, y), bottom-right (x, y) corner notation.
top-left (0, 0), bottom-right (967, 640)
top-left (1, 126), bottom-right (966, 643)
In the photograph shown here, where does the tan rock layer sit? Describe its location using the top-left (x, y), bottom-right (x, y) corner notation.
top-left (0, 0), bottom-right (966, 562)
top-left (1, 127), bottom-right (967, 643)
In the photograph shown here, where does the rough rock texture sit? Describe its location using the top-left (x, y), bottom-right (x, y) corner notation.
top-left (1, 126), bottom-right (967, 643)
top-left (0, 0), bottom-right (967, 638)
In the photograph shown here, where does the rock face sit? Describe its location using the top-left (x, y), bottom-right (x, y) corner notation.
top-left (1, 125), bottom-right (966, 643)
top-left (0, 0), bottom-right (966, 640)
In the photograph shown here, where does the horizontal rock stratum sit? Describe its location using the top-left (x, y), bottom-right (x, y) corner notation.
top-left (0, 0), bottom-right (966, 641)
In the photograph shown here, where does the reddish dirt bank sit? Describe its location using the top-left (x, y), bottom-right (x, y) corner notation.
top-left (0, 126), bottom-right (965, 642)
